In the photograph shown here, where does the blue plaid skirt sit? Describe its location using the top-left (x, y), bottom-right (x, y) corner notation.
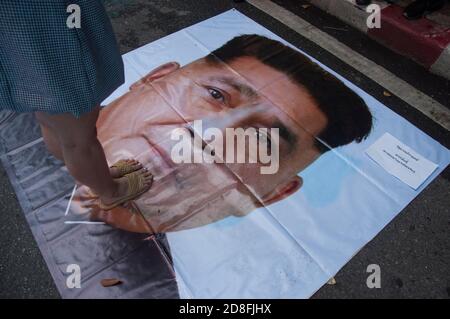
top-left (0, 0), bottom-right (124, 117)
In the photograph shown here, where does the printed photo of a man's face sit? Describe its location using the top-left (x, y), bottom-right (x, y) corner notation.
top-left (71, 34), bottom-right (373, 234)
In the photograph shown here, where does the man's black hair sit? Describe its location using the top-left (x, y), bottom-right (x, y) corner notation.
top-left (206, 34), bottom-right (373, 153)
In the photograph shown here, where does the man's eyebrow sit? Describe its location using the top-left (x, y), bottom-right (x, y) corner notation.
top-left (214, 77), bottom-right (258, 99)
top-left (271, 120), bottom-right (297, 148)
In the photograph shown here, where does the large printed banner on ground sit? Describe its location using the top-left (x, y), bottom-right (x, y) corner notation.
top-left (0, 10), bottom-right (448, 298)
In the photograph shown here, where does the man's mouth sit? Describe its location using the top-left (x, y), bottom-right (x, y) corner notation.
top-left (185, 123), bottom-right (220, 158)
top-left (139, 127), bottom-right (209, 191)
top-left (142, 134), bottom-right (176, 169)
top-left (186, 124), bottom-right (209, 151)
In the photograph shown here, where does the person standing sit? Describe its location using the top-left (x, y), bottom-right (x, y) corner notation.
top-left (0, 1), bottom-right (153, 210)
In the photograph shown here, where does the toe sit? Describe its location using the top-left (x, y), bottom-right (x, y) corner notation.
top-left (144, 171), bottom-right (153, 178)
top-left (143, 173), bottom-right (153, 181)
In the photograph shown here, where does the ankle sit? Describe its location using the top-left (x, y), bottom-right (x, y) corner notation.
top-left (99, 180), bottom-right (121, 198)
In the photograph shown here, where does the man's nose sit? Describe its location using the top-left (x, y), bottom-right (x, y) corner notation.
top-left (143, 106), bottom-right (194, 126)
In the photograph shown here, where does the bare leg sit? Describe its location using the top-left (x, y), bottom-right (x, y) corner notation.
top-left (37, 117), bottom-right (142, 176)
top-left (35, 107), bottom-right (152, 204)
top-left (37, 121), bottom-right (64, 161)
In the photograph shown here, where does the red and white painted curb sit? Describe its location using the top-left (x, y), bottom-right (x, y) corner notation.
top-left (311, 0), bottom-right (450, 80)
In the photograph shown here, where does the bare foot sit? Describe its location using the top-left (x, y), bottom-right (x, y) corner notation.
top-left (110, 159), bottom-right (143, 178)
top-left (100, 168), bottom-right (153, 207)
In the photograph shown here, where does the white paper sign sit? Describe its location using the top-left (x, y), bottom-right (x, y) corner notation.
top-left (366, 133), bottom-right (438, 190)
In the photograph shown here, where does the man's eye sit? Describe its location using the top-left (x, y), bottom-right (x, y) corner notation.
top-left (208, 88), bottom-right (225, 102)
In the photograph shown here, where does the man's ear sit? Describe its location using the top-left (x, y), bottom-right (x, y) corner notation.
top-left (260, 176), bottom-right (303, 206)
top-left (130, 62), bottom-right (180, 90)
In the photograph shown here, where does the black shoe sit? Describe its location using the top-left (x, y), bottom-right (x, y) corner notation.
top-left (403, 0), bottom-right (446, 20)
top-left (356, 0), bottom-right (372, 5)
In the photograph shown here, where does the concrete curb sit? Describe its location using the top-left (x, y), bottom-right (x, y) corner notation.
top-left (310, 0), bottom-right (450, 80)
